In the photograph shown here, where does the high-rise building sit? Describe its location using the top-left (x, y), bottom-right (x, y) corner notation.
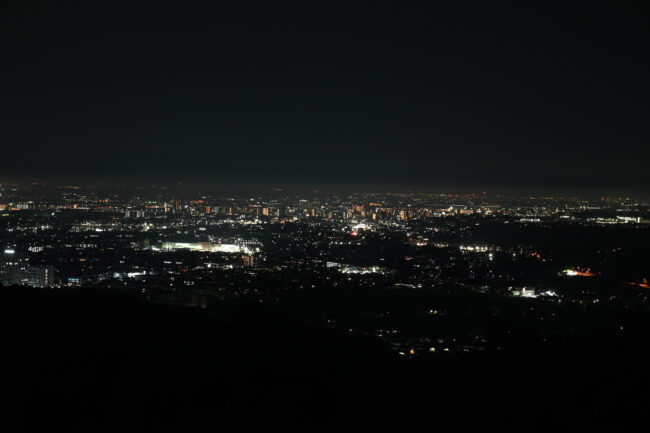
top-left (124, 209), bottom-right (145, 218)
top-left (25, 266), bottom-right (55, 288)
top-left (0, 249), bottom-right (26, 285)
top-left (242, 254), bottom-right (255, 267)
top-left (0, 250), bottom-right (54, 287)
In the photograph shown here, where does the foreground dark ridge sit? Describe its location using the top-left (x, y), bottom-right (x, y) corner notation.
top-left (2, 287), bottom-right (648, 431)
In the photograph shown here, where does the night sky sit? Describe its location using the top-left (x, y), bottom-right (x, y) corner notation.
top-left (1, 2), bottom-right (648, 192)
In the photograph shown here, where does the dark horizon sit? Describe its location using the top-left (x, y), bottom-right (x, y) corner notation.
top-left (2, 176), bottom-right (650, 200)
top-left (2, 2), bottom-right (648, 191)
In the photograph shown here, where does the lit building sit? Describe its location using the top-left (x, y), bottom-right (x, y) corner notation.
top-left (1, 250), bottom-right (54, 287)
top-left (242, 254), bottom-right (255, 267)
top-left (24, 266), bottom-right (55, 288)
top-left (161, 242), bottom-right (251, 254)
